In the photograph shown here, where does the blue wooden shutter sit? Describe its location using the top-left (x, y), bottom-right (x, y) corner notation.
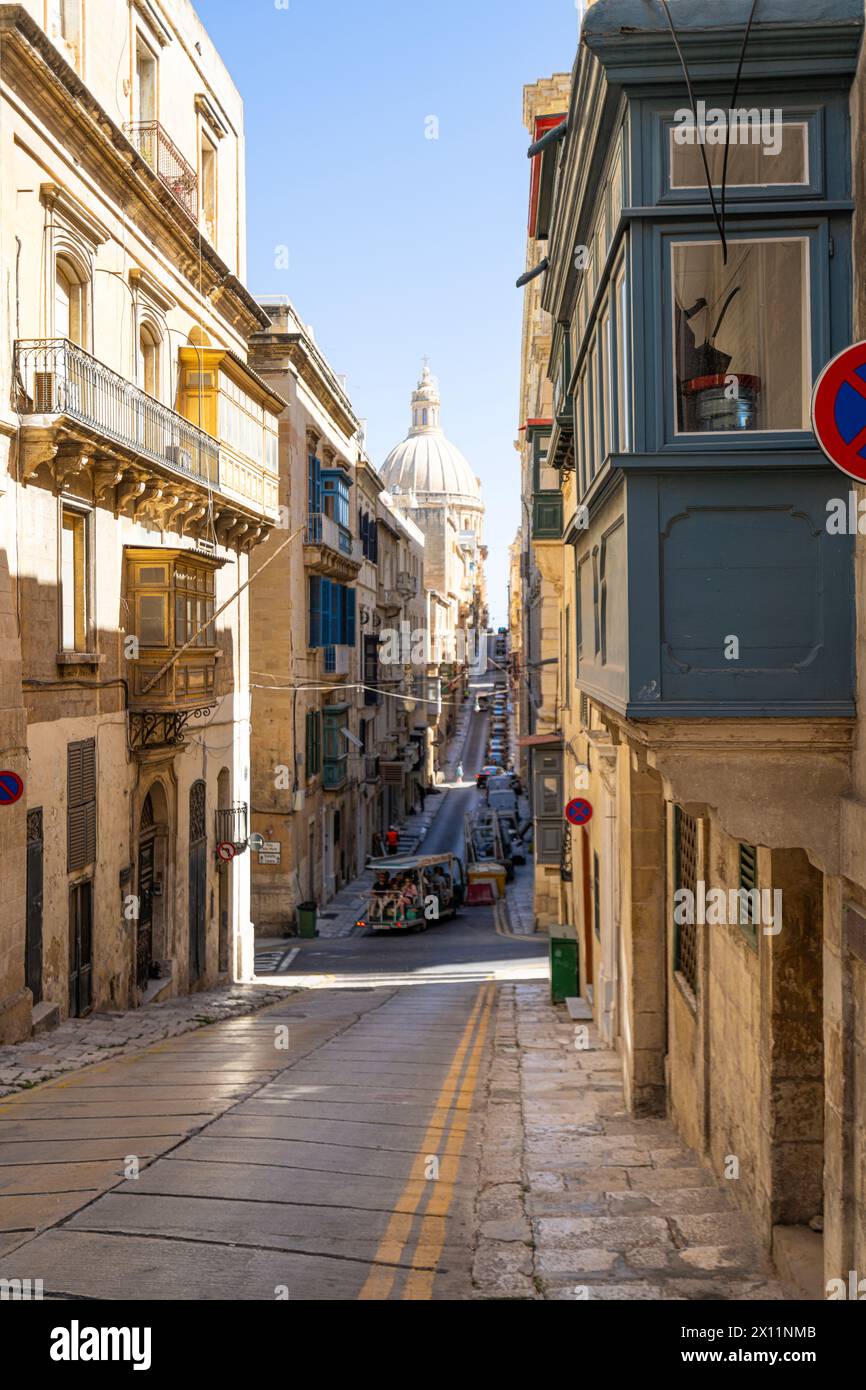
top-left (309, 576), bottom-right (321, 647)
top-left (330, 581), bottom-right (340, 644)
top-left (346, 588), bottom-right (356, 647)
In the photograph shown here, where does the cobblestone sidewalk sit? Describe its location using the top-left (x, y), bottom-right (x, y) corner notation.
top-left (0, 983), bottom-right (287, 1098)
top-left (472, 981), bottom-right (787, 1301)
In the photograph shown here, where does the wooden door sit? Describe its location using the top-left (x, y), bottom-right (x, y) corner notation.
top-left (69, 881), bottom-right (93, 1017)
top-left (26, 809), bottom-right (44, 1004)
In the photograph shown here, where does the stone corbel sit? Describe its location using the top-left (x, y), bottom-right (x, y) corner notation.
top-left (94, 463), bottom-right (128, 506)
top-left (21, 439), bottom-right (59, 485)
top-left (182, 503), bottom-right (209, 536)
top-left (153, 493), bottom-right (180, 529)
top-left (241, 525), bottom-right (267, 552)
top-left (132, 482), bottom-right (164, 522)
top-left (166, 497), bottom-right (196, 532)
top-left (52, 450), bottom-right (93, 494)
top-left (220, 518), bottom-right (250, 549)
top-left (117, 478), bottom-right (147, 515)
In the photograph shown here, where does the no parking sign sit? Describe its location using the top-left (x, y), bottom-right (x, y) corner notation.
top-left (565, 797), bottom-right (593, 827)
top-left (812, 341), bottom-right (866, 483)
top-left (0, 771), bottom-right (24, 806)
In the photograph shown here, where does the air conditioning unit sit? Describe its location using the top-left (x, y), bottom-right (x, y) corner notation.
top-left (167, 445), bottom-right (194, 473)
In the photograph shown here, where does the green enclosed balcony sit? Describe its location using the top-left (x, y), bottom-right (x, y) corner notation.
top-left (532, 491), bottom-right (563, 540)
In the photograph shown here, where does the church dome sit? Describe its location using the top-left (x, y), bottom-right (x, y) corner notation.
top-left (381, 366), bottom-right (482, 504)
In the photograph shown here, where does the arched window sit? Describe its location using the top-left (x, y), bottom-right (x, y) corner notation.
top-left (422, 408), bottom-right (428, 426)
top-left (55, 256), bottom-right (88, 348)
top-left (139, 322), bottom-right (161, 399)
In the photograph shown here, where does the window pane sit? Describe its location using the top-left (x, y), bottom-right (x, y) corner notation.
top-left (670, 122), bottom-right (808, 189)
top-left (673, 239), bottom-right (808, 433)
top-left (139, 565), bottom-right (167, 586)
top-left (138, 595), bottom-right (166, 645)
top-left (61, 510), bottom-right (87, 651)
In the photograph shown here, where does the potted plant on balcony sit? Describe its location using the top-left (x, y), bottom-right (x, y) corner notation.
top-left (676, 287), bottom-right (762, 432)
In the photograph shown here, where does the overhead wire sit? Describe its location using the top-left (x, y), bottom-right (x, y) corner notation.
top-left (660, 0), bottom-right (761, 265)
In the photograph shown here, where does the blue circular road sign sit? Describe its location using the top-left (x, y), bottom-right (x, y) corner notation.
top-left (565, 797), bottom-right (593, 826)
top-left (0, 771), bottom-right (24, 806)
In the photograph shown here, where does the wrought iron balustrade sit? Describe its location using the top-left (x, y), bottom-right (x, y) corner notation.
top-left (305, 512), bottom-right (356, 557)
top-left (124, 121), bottom-right (198, 219)
top-left (215, 802), bottom-right (249, 849)
top-left (15, 340), bottom-right (219, 486)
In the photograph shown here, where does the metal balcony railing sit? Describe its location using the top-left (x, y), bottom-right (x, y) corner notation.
top-left (215, 802), bottom-right (248, 848)
top-left (305, 512), bottom-right (361, 559)
top-left (15, 340), bottom-right (219, 486)
top-left (396, 571), bottom-right (418, 597)
top-left (323, 645), bottom-right (350, 676)
top-left (124, 121), bottom-right (198, 219)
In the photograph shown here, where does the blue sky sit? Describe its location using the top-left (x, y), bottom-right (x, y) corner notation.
top-left (197, 0), bottom-right (579, 626)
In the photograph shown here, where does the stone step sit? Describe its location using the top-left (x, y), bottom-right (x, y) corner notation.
top-left (31, 1002), bottom-right (61, 1036)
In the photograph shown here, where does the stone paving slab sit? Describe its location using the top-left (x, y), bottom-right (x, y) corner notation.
top-left (470, 981), bottom-right (786, 1302)
top-left (0, 984), bottom-right (288, 1096)
top-left (64, 1191), bottom-right (474, 1270)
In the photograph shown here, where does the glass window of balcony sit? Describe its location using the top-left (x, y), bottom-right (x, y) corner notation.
top-left (218, 371), bottom-right (267, 464)
top-left (614, 260), bottom-right (631, 451)
top-left (321, 470), bottom-right (351, 529)
top-left (531, 429), bottom-right (556, 492)
top-left (126, 550), bottom-right (218, 706)
top-left (672, 237), bottom-right (810, 434)
top-left (322, 706), bottom-right (349, 787)
top-left (669, 121), bottom-right (808, 190)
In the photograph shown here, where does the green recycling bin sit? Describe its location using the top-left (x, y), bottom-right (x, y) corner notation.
top-left (549, 924), bottom-right (579, 1003)
top-left (297, 901), bottom-right (318, 938)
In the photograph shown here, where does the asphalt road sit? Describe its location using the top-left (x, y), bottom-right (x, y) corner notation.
top-left (0, 700), bottom-right (546, 1300)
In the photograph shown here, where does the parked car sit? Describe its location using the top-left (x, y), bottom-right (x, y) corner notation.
top-left (476, 764), bottom-right (505, 789)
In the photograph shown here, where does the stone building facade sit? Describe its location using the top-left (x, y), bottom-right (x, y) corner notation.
top-left (247, 302), bottom-right (431, 932)
top-left (524, 0), bottom-right (866, 1296)
top-left (0, 0), bottom-right (279, 1039)
top-left (513, 73), bottom-right (572, 928)
top-left (381, 367), bottom-right (488, 727)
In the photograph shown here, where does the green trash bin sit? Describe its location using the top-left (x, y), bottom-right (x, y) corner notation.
top-left (549, 924), bottom-right (579, 1003)
top-left (297, 901), bottom-right (318, 938)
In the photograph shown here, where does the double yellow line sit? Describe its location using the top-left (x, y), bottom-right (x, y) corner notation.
top-left (358, 982), bottom-right (495, 1300)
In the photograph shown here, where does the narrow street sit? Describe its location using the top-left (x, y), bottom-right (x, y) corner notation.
top-left (0, 707), bottom-right (781, 1301)
top-left (0, 709), bottom-right (545, 1300)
